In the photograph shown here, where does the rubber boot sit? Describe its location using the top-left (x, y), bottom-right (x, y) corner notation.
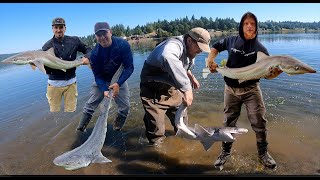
top-left (76, 113), bottom-right (92, 132)
top-left (113, 114), bottom-right (127, 131)
top-left (256, 131), bottom-right (277, 169)
top-left (214, 142), bottom-right (233, 168)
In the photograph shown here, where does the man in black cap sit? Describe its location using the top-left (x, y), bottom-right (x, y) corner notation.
top-left (42, 17), bottom-right (91, 112)
top-left (76, 22), bottom-right (134, 132)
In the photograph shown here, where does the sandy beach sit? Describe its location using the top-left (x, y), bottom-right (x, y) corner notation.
top-left (0, 88), bottom-right (319, 175)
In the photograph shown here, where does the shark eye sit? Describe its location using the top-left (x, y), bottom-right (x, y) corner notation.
top-left (295, 66), bottom-right (300, 70)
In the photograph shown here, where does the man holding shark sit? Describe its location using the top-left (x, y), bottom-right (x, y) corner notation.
top-left (42, 17), bottom-right (91, 112)
top-left (76, 22), bottom-right (134, 133)
top-left (139, 27), bottom-right (211, 147)
top-left (207, 12), bottom-right (278, 170)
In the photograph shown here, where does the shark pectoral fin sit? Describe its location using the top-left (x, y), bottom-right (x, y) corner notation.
top-left (194, 124), bottom-right (212, 136)
top-left (33, 60), bottom-right (47, 74)
top-left (61, 69), bottom-right (67, 72)
top-left (30, 63), bottom-right (37, 71)
top-left (265, 67), bottom-right (283, 79)
top-left (200, 140), bottom-right (215, 151)
top-left (92, 153), bottom-right (112, 163)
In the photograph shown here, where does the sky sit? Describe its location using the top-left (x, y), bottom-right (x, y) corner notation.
top-left (1, 3), bottom-right (320, 54)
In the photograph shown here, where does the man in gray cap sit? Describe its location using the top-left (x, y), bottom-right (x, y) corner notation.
top-left (76, 22), bottom-right (134, 132)
top-left (42, 17), bottom-right (91, 112)
top-left (139, 27), bottom-right (211, 147)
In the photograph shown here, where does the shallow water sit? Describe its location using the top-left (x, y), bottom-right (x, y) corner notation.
top-left (0, 33), bottom-right (319, 175)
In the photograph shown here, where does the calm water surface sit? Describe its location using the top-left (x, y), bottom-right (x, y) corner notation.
top-left (0, 33), bottom-right (319, 175)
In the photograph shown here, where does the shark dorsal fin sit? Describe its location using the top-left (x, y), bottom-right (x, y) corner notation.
top-left (47, 47), bottom-right (56, 56)
top-left (194, 124), bottom-right (212, 136)
top-left (256, 51), bottom-right (268, 62)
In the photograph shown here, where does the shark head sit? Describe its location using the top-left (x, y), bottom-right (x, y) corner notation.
top-left (53, 153), bottom-right (91, 171)
top-left (208, 126), bottom-right (248, 141)
top-left (220, 127), bottom-right (248, 134)
top-left (1, 51), bottom-right (36, 65)
top-left (278, 55), bottom-right (316, 75)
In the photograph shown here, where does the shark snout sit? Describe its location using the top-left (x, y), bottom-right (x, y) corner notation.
top-left (236, 128), bottom-right (249, 133)
top-left (1, 58), bottom-right (13, 64)
top-left (308, 68), bottom-right (316, 73)
top-left (299, 66), bottom-right (316, 74)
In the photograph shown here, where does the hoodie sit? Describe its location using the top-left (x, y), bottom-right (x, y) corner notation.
top-left (212, 12), bottom-right (269, 88)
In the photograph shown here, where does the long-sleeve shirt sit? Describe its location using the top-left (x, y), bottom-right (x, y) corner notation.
top-left (140, 35), bottom-right (194, 92)
top-left (90, 36), bottom-right (134, 92)
top-left (42, 35), bottom-right (91, 80)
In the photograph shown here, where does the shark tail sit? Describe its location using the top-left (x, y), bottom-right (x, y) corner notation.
top-left (194, 124), bottom-right (215, 151)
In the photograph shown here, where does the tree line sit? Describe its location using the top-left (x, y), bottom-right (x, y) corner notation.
top-left (79, 15), bottom-right (320, 48)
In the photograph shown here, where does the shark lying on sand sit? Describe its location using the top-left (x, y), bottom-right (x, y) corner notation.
top-left (174, 104), bottom-right (248, 151)
top-left (53, 65), bottom-right (124, 171)
top-left (202, 51), bottom-right (316, 82)
top-left (1, 48), bottom-right (84, 74)
top-left (53, 96), bottom-right (112, 170)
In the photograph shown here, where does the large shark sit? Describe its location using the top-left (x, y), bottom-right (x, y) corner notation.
top-left (174, 104), bottom-right (248, 151)
top-left (53, 64), bottom-right (124, 171)
top-left (1, 48), bottom-right (83, 74)
top-left (202, 51), bottom-right (316, 82)
top-left (53, 96), bottom-right (113, 170)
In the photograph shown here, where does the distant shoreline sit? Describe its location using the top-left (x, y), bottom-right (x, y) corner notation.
top-left (1, 30), bottom-right (319, 56)
top-left (127, 29), bottom-right (320, 44)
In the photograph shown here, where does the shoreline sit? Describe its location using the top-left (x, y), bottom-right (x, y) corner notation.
top-left (127, 29), bottom-right (320, 43)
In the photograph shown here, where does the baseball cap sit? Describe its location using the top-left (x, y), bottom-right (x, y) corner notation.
top-left (188, 27), bottom-right (211, 53)
top-left (52, 17), bottom-right (66, 26)
top-left (94, 22), bottom-right (110, 34)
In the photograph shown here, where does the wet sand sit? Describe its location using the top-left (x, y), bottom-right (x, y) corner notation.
top-left (0, 87), bottom-right (319, 176)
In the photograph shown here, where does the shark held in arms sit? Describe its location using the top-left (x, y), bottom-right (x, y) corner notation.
top-left (174, 104), bottom-right (248, 151)
top-left (202, 51), bottom-right (316, 82)
top-left (1, 47), bottom-right (84, 74)
top-left (53, 65), bottom-right (124, 171)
